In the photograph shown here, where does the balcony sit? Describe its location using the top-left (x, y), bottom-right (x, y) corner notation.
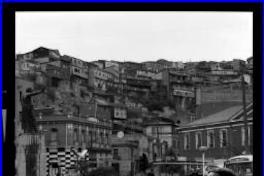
top-left (111, 135), bottom-right (139, 147)
top-left (17, 133), bottom-right (43, 146)
top-left (173, 90), bottom-right (194, 98)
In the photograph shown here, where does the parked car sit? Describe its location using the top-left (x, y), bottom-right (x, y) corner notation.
top-left (204, 165), bottom-right (220, 175)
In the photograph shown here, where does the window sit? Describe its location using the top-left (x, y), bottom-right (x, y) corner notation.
top-left (73, 129), bottom-right (78, 143)
top-left (161, 142), bottom-right (167, 156)
top-left (248, 127), bottom-right (251, 145)
top-left (74, 105), bottom-right (80, 116)
top-left (113, 149), bottom-right (119, 159)
top-left (220, 129), bottom-right (228, 147)
top-left (106, 133), bottom-right (109, 145)
top-left (94, 130), bottom-right (98, 143)
top-left (50, 128), bottom-right (58, 142)
top-left (153, 144), bottom-right (158, 158)
top-left (152, 127), bottom-right (156, 136)
top-left (184, 133), bottom-right (190, 150)
top-left (104, 133), bottom-right (108, 144)
top-left (241, 127), bottom-right (251, 146)
top-left (207, 131), bottom-right (215, 148)
top-left (89, 130), bottom-right (92, 144)
top-left (100, 132), bottom-right (104, 144)
top-left (51, 78), bottom-right (59, 87)
top-left (152, 127), bottom-right (162, 137)
top-left (81, 130), bottom-right (85, 144)
top-left (195, 132), bottom-right (202, 149)
top-left (74, 68), bottom-right (80, 73)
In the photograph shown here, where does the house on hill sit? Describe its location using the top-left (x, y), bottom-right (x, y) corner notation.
top-left (16, 46), bottom-right (61, 61)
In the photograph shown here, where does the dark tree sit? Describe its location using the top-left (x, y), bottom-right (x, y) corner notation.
top-left (138, 153), bottom-right (149, 173)
top-left (78, 160), bottom-right (89, 176)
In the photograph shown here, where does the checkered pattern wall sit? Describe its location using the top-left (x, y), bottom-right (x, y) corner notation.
top-left (46, 147), bottom-right (88, 176)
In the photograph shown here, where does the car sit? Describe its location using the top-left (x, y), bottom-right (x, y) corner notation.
top-left (204, 165), bottom-right (220, 175)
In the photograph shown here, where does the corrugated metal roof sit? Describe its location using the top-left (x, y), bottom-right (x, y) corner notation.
top-left (183, 106), bottom-right (243, 127)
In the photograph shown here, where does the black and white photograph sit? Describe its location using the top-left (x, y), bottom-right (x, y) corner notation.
top-left (12, 8), bottom-right (259, 176)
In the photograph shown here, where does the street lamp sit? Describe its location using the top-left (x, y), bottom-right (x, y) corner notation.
top-left (199, 146), bottom-right (208, 176)
top-left (117, 131), bottom-right (125, 139)
top-left (117, 130), bottom-right (135, 176)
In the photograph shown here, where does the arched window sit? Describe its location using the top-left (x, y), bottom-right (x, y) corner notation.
top-left (207, 130), bottom-right (215, 148)
top-left (100, 132), bottom-right (104, 144)
top-left (73, 129), bottom-right (78, 144)
top-left (50, 128), bottom-right (58, 145)
top-left (105, 133), bottom-right (109, 145)
top-left (81, 130), bottom-right (85, 145)
top-left (184, 133), bottom-right (190, 150)
top-left (195, 132), bottom-right (202, 149)
top-left (219, 129), bottom-right (228, 148)
top-left (88, 130), bottom-right (92, 145)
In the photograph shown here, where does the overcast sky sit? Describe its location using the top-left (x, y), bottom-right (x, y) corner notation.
top-left (16, 12), bottom-right (253, 63)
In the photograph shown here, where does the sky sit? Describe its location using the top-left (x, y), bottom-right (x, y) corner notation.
top-left (16, 12), bottom-right (253, 63)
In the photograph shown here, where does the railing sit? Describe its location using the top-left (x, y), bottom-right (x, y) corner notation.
top-left (17, 133), bottom-right (43, 146)
top-left (111, 135), bottom-right (140, 145)
top-left (173, 90), bottom-right (194, 98)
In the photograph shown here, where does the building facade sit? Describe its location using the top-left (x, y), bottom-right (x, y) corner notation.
top-left (111, 121), bottom-right (152, 176)
top-left (144, 117), bottom-right (178, 162)
top-left (36, 114), bottom-right (113, 175)
top-left (176, 103), bottom-right (253, 164)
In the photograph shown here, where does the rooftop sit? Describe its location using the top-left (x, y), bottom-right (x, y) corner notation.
top-left (185, 106), bottom-right (242, 127)
top-left (181, 102), bottom-right (253, 128)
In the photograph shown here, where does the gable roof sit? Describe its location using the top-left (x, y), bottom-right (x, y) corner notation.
top-left (32, 47), bottom-right (61, 58)
top-left (181, 102), bottom-right (253, 128)
top-left (185, 106), bottom-right (242, 127)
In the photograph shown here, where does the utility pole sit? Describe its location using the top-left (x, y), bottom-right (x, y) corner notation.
top-left (241, 73), bottom-right (249, 154)
top-left (157, 126), bottom-right (162, 160)
top-left (130, 143), bottom-right (134, 176)
top-left (194, 86), bottom-right (200, 121)
top-left (94, 99), bottom-right (97, 119)
top-left (156, 126), bottom-right (161, 176)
